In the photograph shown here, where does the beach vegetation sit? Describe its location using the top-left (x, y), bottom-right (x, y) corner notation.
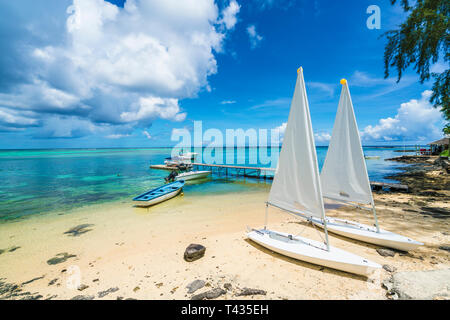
top-left (383, 0), bottom-right (449, 134)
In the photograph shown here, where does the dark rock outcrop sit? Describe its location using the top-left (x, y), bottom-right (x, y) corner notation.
top-left (236, 288), bottom-right (267, 296)
top-left (376, 248), bottom-right (396, 257)
top-left (186, 280), bottom-right (205, 294)
top-left (71, 295), bottom-right (94, 300)
top-left (383, 265), bottom-right (397, 273)
top-left (77, 284), bottom-right (89, 291)
top-left (184, 244), bottom-right (206, 262)
top-left (98, 287), bottom-right (119, 298)
top-left (191, 288), bottom-right (226, 300)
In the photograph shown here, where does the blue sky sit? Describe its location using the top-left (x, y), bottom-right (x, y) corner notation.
top-left (0, 0), bottom-right (446, 148)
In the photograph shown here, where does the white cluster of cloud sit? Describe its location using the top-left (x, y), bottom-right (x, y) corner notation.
top-left (274, 122), bottom-right (287, 138)
top-left (314, 132), bottom-right (331, 143)
top-left (361, 90), bottom-right (444, 142)
top-left (220, 100), bottom-right (237, 105)
top-left (220, 1), bottom-right (240, 29)
top-left (273, 90), bottom-right (443, 145)
top-left (247, 25), bottom-right (263, 49)
top-left (120, 97), bottom-right (186, 123)
top-left (106, 133), bottom-right (131, 139)
top-left (274, 122), bottom-right (331, 145)
top-left (143, 130), bottom-right (152, 140)
top-left (0, 0), bottom-right (240, 138)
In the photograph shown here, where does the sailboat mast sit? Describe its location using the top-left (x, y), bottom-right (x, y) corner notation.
top-left (301, 67), bottom-right (330, 251)
top-left (322, 217), bottom-right (330, 251)
top-left (371, 201), bottom-right (380, 233)
top-left (343, 80), bottom-right (380, 233)
top-left (264, 202), bottom-right (268, 229)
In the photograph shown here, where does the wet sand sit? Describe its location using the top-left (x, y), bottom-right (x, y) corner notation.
top-left (0, 158), bottom-right (449, 300)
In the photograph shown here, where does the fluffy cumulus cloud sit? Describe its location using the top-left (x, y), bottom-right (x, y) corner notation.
top-left (361, 90), bottom-right (445, 142)
top-left (275, 122), bottom-right (287, 137)
top-left (274, 122), bottom-right (331, 144)
top-left (246, 25), bottom-right (263, 49)
top-left (220, 1), bottom-right (240, 29)
top-left (0, 0), bottom-right (240, 138)
top-left (314, 132), bottom-right (331, 143)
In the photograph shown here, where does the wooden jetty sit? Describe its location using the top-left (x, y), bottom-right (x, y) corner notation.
top-left (150, 163), bottom-right (275, 179)
top-left (150, 163), bottom-right (408, 191)
top-left (192, 163), bottom-right (275, 180)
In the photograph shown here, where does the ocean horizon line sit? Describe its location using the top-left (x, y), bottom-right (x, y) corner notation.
top-left (0, 145), bottom-right (426, 151)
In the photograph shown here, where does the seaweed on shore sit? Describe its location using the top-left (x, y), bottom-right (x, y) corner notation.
top-left (47, 252), bottom-right (77, 265)
top-left (0, 278), bottom-right (43, 300)
top-left (419, 207), bottom-right (449, 219)
top-left (64, 224), bottom-right (94, 237)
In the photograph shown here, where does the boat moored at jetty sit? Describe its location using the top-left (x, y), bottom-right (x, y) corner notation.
top-left (175, 170), bottom-right (211, 181)
top-left (164, 152), bottom-right (198, 166)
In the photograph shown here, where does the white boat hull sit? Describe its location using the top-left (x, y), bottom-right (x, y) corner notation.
top-left (310, 217), bottom-right (423, 251)
top-left (133, 188), bottom-right (182, 207)
top-left (175, 171), bottom-right (211, 181)
top-left (247, 229), bottom-right (381, 276)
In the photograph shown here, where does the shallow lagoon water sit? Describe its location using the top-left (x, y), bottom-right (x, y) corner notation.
top-left (0, 147), bottom-right (409, 221)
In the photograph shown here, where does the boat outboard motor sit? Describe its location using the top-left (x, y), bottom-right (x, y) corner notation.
top-left (165, 170), bottom-right (178, 182)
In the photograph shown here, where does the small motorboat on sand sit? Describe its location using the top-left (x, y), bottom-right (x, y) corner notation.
top-left (133, 180), bottom-right (184, 207)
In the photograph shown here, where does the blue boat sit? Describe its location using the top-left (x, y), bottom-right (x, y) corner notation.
top-left (133, 180), bottom-right (185, 207)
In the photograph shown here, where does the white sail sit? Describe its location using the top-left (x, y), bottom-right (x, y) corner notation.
top-left (320, 80), bottom-right (373, 205)
top-left (268, 68), bottom-right (326, 220)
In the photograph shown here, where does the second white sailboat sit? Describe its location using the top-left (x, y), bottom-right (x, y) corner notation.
top-left (311, 79), bottom-right (423, 252)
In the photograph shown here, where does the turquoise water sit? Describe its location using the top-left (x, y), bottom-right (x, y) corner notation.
top-left (0, 147), bottom-right (408, 221)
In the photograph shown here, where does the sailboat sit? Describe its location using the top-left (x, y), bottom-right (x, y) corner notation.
top-left (247, 68), bottom-right (381, 276)
top-left (310, 79), bottom-right (423, 251)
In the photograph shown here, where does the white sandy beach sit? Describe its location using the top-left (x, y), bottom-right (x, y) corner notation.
top-left (0, 182), bottom-right (448, 300)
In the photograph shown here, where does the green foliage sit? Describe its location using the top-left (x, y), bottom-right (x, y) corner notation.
top-left (383, 0), bottom-right (449, 133)
top-left (440, 148), bottom-right (449, 157)
top-left (444, 124), bottom-right (450, 135)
